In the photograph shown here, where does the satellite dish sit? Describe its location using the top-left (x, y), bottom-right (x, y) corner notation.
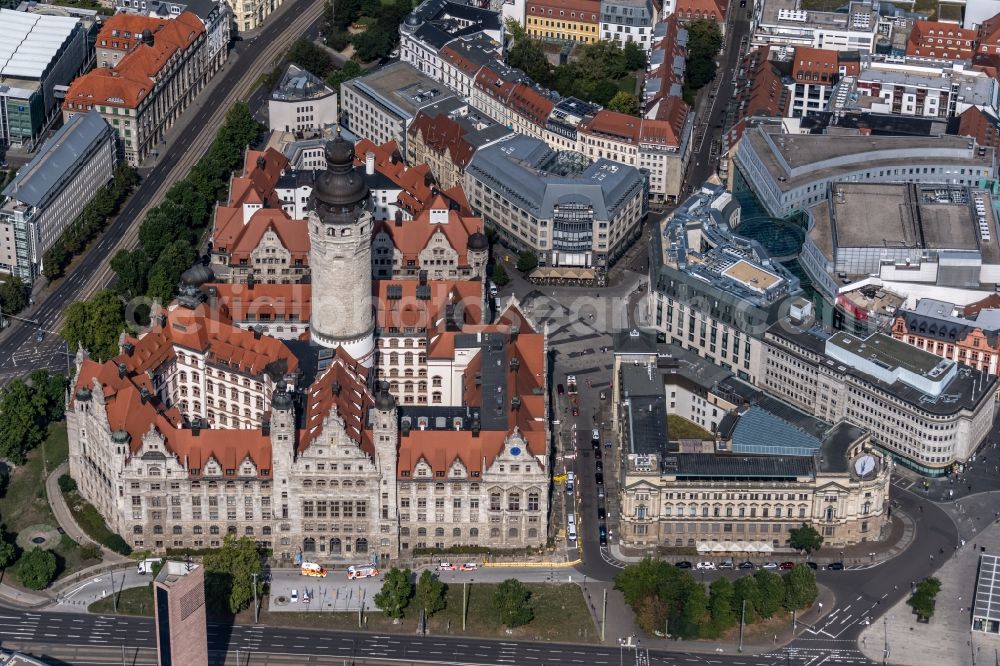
top-left (854, 454), bottom-right (876, 477)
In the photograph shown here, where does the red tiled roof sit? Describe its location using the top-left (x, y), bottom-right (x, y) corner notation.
top-left (301, 347), bottom-right (374, 453)
top-left (354, 139), bottom-right (472, 217)
top-left (228, 148), bottom-right (289, 208)
top-left (209, 282), bottom-right (312, 324)
top-left (906, 20), bottom-right (976, 59)
top-left (675, 0), bottom-right (726, 22)
top-left (508, 84), bottom-right (556, 126)
top-left (965, 293), bottom-right (1000, 318)
top-left (378, 279), bottom-right (483, 333)
top-left (578, 109), bottom-right (688, 148)
top-left (375, 195), bottom-right (484, 265)
top-left (525, 0), bottom-right (600, 22)
top-left (791, 47), bottom-right (840, 84)
top-left (957, 106), bottom-right (1000, 148)
top-left (408, 111), bottom-right (478, 169)
top-left (212, 208), bottom-right (309, 265)
top-left (979, 12), bottom-right (1000, 50)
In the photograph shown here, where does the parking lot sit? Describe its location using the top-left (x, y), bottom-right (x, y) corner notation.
top-left (268, 567), bottom-right (385, 612)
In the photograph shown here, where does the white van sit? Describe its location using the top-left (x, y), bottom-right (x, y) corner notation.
top-left (566, 471), bottom-right (575, 494)
top-left (567, 513), bottom-right (577, 542)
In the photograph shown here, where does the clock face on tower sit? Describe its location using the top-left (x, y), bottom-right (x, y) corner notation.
top-left (852, 454), bottom-right (877, 478)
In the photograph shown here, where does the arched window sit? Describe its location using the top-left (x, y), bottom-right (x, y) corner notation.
top-left (330, 538), bottom-right (342, 554)
top-left (303, 538), bottom-right (316, 552)
top-left (133, 526), bottom-right (143, 534)
top-left (528, 528), bottom-right (538, 538)
top-left (435, 527), bottom-right (444, 537)
top-left (173, 525), bottom-right (182, 535)
top-left (452, 527), bottom-right (461, 537)
top-left (508, 527), bottom-right (519, 538)
top-left (193, 526), bottom-right (203, 535)
top-left (210, 525), bottom-right (220, 535)
top-left (153, 525), bottom-right (163, 534)
top-left (356, 538), bottom-right (368, 554)
top-left (418, 527), bottom-right (427, 537)
top-left (490, 528), bottom-right (500, 538)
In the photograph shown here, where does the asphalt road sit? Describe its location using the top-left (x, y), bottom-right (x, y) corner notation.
top-left (0, 0), bottom-right (327, 385)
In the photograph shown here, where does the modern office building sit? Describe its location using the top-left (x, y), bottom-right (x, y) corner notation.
top-left (340, 62), bottom-right (456, 154)
top-left (0, 111), bottom-right (118, 282)
top-left (760, 321), bottom-right (997, 475)
top-left (734, 125), bottom-right (997, 218)
top-left (153, 561), bottom-right (208, 666)
top-left (465, 135), bottom-right (647, 273)
top-left (612, 333), bottom-right (892, 551)
top-left (648, 184), bottom-right (802, 383)
top-left (0, 8), bottom-right (91, 151)
top-left (751, 0), bottom-right (888, 52)
top-left (268, 63), bottom-right (338, 133)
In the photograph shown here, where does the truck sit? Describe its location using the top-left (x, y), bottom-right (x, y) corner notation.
top-left (567, 375), bottom-right (578, 395)
top-left (300, 562), bottom-right (328, 578)
top-left (137, 558), bottom-right (163, 575)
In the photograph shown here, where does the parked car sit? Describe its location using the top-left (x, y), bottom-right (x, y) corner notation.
top-left (605, 440), bottom-right (612, 449)
top-left (595, 461), bottom-right (603, 472)
top-left (597, 507), bottom-right (606, 520)
top-left (595, 472), bottom-right (604, 486)
top-left (805, 562), bottom-right (818, 570)
top-left (675, 561), bottom-right (693, 569)
top-left (762, 562), bottom-right (779, 570)
top-left (828, 562), bottom-right (845, 570)
top-left (718, 560), bottom-right (735, 570)
top-left (696, 561), bottom-right (717, 571)
top-left (460, 562), bottom-right (479, 571)
top-left (290, 589), bottom-right (298, 603)
top-left (437, 562), bottom-right (457, 571)
top-left (598, 525), bottom-right (608, 546)
top-left (593, 448), bottom-right (602, 460)
top-left (572, 406), bottom-right (579, 416)
top-left (738, 561), bottom-right (755, 570)
top-left (779, 562), bottom-right (795, 570)
top-left (597, 486), bottom-right (605, 499)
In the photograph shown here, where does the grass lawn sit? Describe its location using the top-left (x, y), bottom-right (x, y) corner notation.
top-left (261, 583), bottom-right (596, 642)
top-left (667, 414), bottom-right (713, 441)
top-left (799, 0), bottom-right (849, 10)
top-left (89, 585), bottom-right (154, 616)
top-left (0, 422), bottom-right (100, 584)
top-left (619, 74), bottom-right (639, 95)
top-left (63, 490), bottom-right (126, 553)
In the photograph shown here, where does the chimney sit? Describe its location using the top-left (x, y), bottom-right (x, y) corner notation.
top-left (156, 313), bottom-right (167, 328)
top-left (256, 155), bottom-right (266, 170)
top-left (247, 272), bottom-right (256, 289)
top-left (424, 172), bottom-right (434, 187)
top-left (365, 151), bottom-right (375, 175)
top-left (471, 417), bottom-right (481, 437)
top-left (139, 387), bottom-right (151, 404)
top-left (394, 209), bottom-right (403, 227)
top-left (253, 325), bottom-right (264, 340)
top-left (123, 342), bottom-right (135, 357)
top-left (117, 362), bottom-right (127, 378)
top-left (418, 270), bottom-right (428, 286)
top-left (331, 381), bottom-right (341, 396)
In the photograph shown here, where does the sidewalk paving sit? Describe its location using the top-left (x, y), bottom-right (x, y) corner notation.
top-left (45, 462), bottom-right (128, 565)
top-left (858, 519), bottom-right (1000, 666)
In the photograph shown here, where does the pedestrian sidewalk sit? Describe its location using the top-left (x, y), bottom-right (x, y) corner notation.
top-left (46, 462), bottom-right (129, 565)
top-left (581, 579), bottom-right (836, 655)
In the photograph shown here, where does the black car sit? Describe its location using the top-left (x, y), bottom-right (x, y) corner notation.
top-left (805, 561), bottom-right (818, 570)
top-left (827, 562), bottom-right (845, 570)
top-left (594, 448), bottom-right (602, 460)
top-left (675, 561), bottom-right (693, 569)
top-left (595, 461), bottom-right (603, 472)
top-left (598, 507), bottom-right (606, 520)
top-left (598, 525), bottom-right (608, 545)
top-left (595, 472), bottom-right (604, 485)
top-left (738, 561), bottom-right (754, 570)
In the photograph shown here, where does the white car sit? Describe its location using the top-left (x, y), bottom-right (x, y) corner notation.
top-left (437, 562), bottom-right (457, 571)
top-left (761, 562), bottom-right (779, 570)
top-left (460, 562), bottom-right (479, 571)
top-left (696, 561), bottom-right (716, 571)
top-left (290, 589), bottom-right (298, 603)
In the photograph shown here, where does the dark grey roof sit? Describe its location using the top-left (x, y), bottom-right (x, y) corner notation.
top-left (817, 422), bottom-right (867, 474)
top-left (415, 23), bottom-right (454, 49)
top-left (666, 453), bottom-right (814, 479)
top-left (467, 135), bottom-right (645, 221)
top-left (4, 110), bottom-right (111, 208)
top-left (613, 329), bottom-right (658, 355)
top-left (974, 554), bottom-right (1000, 623)
top-left (623, 395), bottom-right (666, 457)
top-left (183, 0), bottom-right (218, 19)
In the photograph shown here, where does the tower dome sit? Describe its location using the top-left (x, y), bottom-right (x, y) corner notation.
top-left (468, 231), bottom-right (488, 251)
top-left (374, 381), bottom-right (396, 411)
top-left (272, 390), bottom-right (294, 411)
top-left (312, 134), bottom-right (369, 212)
top-left (180, 263), bottom-right (215, 288)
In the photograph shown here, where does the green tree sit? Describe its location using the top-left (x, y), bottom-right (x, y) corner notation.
top-left (789, 524), bottom-right (824, 554)
top-left (0, 524), bottom-right (19, 569)
top-left (0, 275), bottom-right (28, 315)
top-left (685, 19), bottom-right (723, 90)
top-left (80, 543), bottom-right (102, 561)
top-left (505, 19), bottom-right (555, 87)
top-left (0, 469), bottom-right (8, 499)
top-left (607, 91), bottom-right (640, 116)
top-left (783, 564), bottom-right (818, 611)
top-left (491, 263), bottom-right (510, 287)
top-left (634, 594), bottom-right (668, 634)
top-left (352, 28), bottom-right (393, 62)
top-left (61, 290), bottom-right (125, 362)
top-left (111, 248), bottom-right (150, 300)
top-left (415, 569), bottom-right (446, 616)
top-left (288, 38), bottom-right (334, 78)
top-left (58, 474), bottom-right (77, 493)
top-left (17, 548), bottom-right (56, 590)
top-left (374, 567), bottom-right (414, 619)
top-left (146, 240), bottom-right (197, 305)
top-left (907, 577), bottom-right (941, 621)
top-left (623, 40), bottom-right (647, 70)
top-left (326, 59), bottom-right (364, 90)
top-left (515, 251), bottom-right (538, 274)
top-left (753, 569), bottom-right (785, 619)
top-left (0, 379), bottom-right (45, 463)
top-left (678, 580), bottom-right (709, 638)
top-left (494, 578), bottom-right (533, 627)
top-left (706, 577), bottom-right (736, 636)
top-left (202, 535), bottom-right (263, 615)
top-left (42, 242), bottom-right (70, 280)
top-left (732, 574), bottom-right (761, 625)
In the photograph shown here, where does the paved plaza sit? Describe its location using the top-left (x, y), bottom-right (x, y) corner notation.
top-left (858, 517), bottom-right (1000, 665)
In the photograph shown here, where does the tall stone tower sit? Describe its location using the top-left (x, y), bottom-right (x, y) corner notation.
top-left (308, 134), bottom-right (376, 366)
top-left (371, 382), bottom-right (399, 561)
